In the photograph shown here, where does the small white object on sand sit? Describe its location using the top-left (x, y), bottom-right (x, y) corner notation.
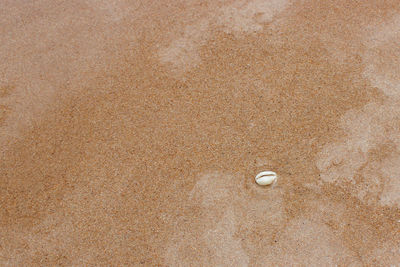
top-left (255, 171), bottom-right (277, 186)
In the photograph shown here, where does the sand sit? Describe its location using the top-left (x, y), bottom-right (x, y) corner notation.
top-left (1, 0), bottom-right (400, 266)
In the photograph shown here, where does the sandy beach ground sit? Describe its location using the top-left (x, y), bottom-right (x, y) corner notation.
top-left (1, 0), bottom-right (400, 265)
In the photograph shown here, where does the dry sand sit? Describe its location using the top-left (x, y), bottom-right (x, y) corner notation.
top-left (1, 0), bottom-right (400, 266)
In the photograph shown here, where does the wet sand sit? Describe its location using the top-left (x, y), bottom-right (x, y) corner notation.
top-left (1, 0), bottom-right (400, 266)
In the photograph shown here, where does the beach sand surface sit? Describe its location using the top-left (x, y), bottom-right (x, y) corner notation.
top-left (1, 0), bottom-right (400, 266)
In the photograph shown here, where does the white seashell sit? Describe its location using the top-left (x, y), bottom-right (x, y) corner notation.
top-left (255, 171), bottom-right (277, 186)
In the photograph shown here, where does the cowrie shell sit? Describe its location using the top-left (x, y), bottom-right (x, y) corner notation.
top-left (255, 171), bottom-right (277, 186)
